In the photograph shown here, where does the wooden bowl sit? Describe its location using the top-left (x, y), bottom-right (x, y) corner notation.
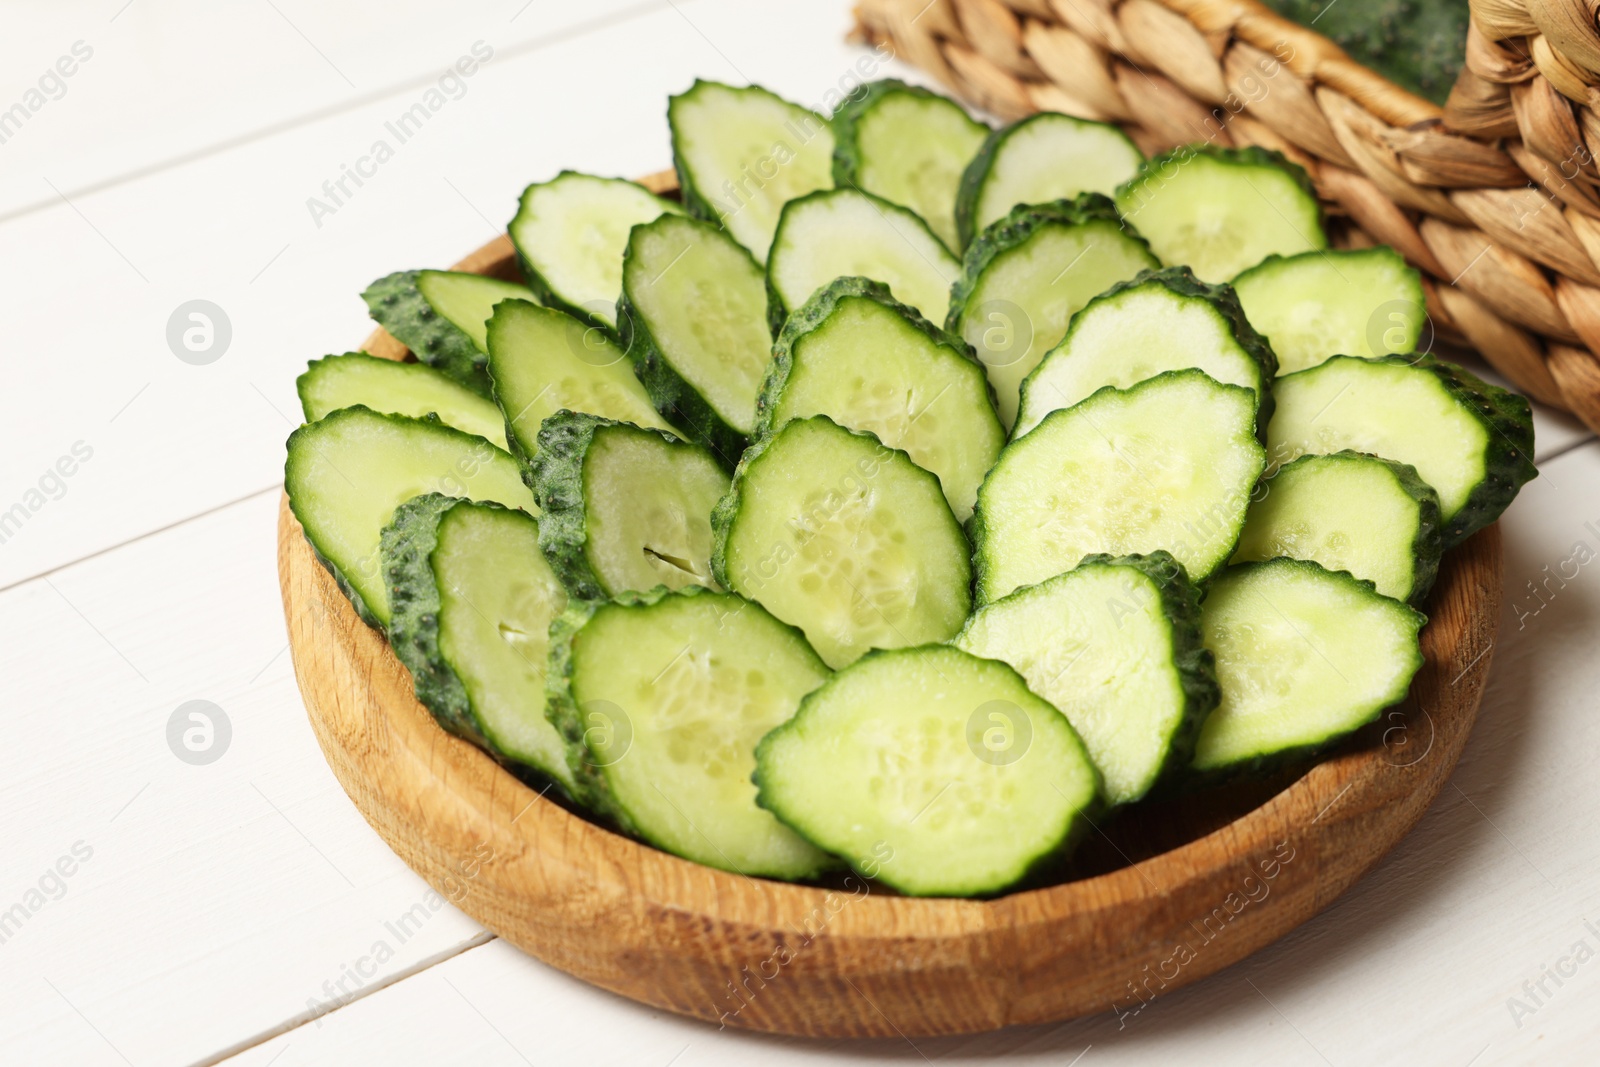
top-left (277, 171), bottom-right (1503, 1038)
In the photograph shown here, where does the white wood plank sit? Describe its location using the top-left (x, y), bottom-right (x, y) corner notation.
top-left (0, 0), bottom-right (662, 218)
top-left (0, 491), bottom-right (497, 1067)
top-left (0, 0), bottom-right (883, 589)
top-left (219, 443), bottom-right (1600, 1067)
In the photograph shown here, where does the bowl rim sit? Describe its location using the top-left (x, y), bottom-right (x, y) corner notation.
top-left (277, 169), bottom-right (1502, 1037)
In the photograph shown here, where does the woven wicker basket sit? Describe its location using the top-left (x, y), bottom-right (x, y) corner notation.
top-left (853, 0), bottom-right (1600, 432)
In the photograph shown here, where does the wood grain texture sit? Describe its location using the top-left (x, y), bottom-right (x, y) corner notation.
top-left (279, 170), bottom-right (1504, 1038)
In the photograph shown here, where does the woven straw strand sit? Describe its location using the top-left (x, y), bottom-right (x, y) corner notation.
top-left (853, 0), bottom-right (1600, 431)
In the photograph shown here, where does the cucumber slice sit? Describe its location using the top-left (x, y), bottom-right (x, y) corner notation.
top-left (485, 299), bottom-right (678, 469)
top-left (754, 645), bottom-right (1101, 897)
top-left (956, 112), bottom-right (1144, 249)
top-left (413, 271), bottom-right (534, 352)
top-left (1014, 266), bottom-right (1277, 439)
top-left (831, 79), bottom-right (989, 251)
top-left (669, 79), bottom-right (835, 263)
top-left (711, 415), bottom-right (972, 669)
top-left (618, 213), bottom-right (770, 463)
top-left (1114, 146), bottom-right (1325, 283)
top-left (972, 369), bottom-right (1265, 603)
top-left (297, 353), bottom-right (508, 449)
top-left (509, 171), bottom-right (682, 331)
top-left (1231, 247), bottom-right (1426, 374)
top-left (284, 406), bottom-right (535, 627)
top-left (362, 270), bottom-right (537, 396)
top-left (1193, 559), bottom-right (1425, 775)
top-left (532, 412), bottom-right (729, 600)
top-left (1265, 355), bottom-right (1536, 545)
top-left (547, 586), bottom-right (834, 879)
top-left (947, 195), bottom-right (1159, 428)
top-left (757, 276), bottom-right (1004, 520)
top-left (1233, 451), bottom-right (1443, 604)
top-left (381, 495), bottom-right (574, 792)
top-left (955, 552), bottom-right (1216, 805)
top-left (766, 187), bottom-right (960, 330)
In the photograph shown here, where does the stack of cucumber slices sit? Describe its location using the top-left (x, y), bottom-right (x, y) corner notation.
top-left (286, 77), bottom-right (1538, 898)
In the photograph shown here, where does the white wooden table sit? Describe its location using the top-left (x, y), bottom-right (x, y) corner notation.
top-left (4, 3), bottom-right (1597, 1064)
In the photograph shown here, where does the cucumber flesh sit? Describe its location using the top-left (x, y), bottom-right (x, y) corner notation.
top-left (832, 80), bottom-right (989, 251)
top-left (1231, 247), bottom-right (1426, 374)
top-left (1193, 559), bottom-right (1425, 774)
top-left (1232, 451), bottom-right (1443, 604)
top-left (766, 187), bottom-right (960, 329)
top-left (755, 644), bottom-right (1101, 896)
top-left (670, 80), bottom-right (835, 262)
top-left (414, 271), bottom-right (536, 353)
top-left (955, 552), bottom-right (1216, 805)
top-left (712, 415), bottom-right (972, 669)
top-left (1115, 146), bottom-right (1325, 283)
top-left (957, 112), bottom-right (1143, 248)
top-left (485, 300), bottom-right (677, 467)
top-left (948, 197), bottom-right (1159, 428)
top-left (1265, 355), bottom-right (1536, 544)
top-left (361, 269), bottom-right (537, 395)
top-left (758, 277), bottom-right (1004, 520)
top-left (619, 213), bottom-right (770, 456)
top-left (972, 369), bottom-right (1265, 602)
top-left (381, 496), bottom-right (574, 792)
top-left (509, 171), bottom-right (681, 330)
top-left (297, 353), bottom-right (508, 449)
top-left (532, 412), bottom-right (729, 600)
top-left (1014, 266), bottom-right (1276, 439)
top-left (547, 587), bottom-right (834, 879)
top-left (284, 406), bottom-right (536, 626)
